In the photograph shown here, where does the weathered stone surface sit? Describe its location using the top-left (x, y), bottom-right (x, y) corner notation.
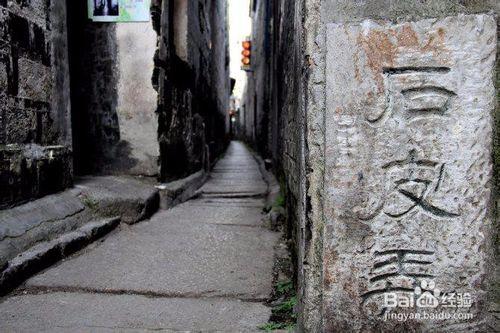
top-left (154, 0), bottom-right (230, 181)
top-left (0, 0), bottom-right (73, 208)
top-left (75, 176), bottom-right (160, 224)
top-left (26, 207), bottom-right (279, 300)
top-left (324, 14), bottom-right (496, 331)
top-left (115, 23), bottom-right (159, 177)
top-left (0, 292), bottom-right (270, 332)
top-left (157, 169), bottom-right (208, 209)
top-left (200, 142), bottom-right (268, 197)
top-left (0, 191), bottom-right (84, 240)
top-left (0, 189), bottom-right (89, 264)
top-left (0, 144), bottom-right (73, 209)
top-left (169, 198), bottom-right (267, 227)
top-left (0, 217), bottom-right (120, 295)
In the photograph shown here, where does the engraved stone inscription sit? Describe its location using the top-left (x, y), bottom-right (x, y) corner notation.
top-left (324, 14), bottom-right (496, 331)
top-left (359, 149), bottom-right (460, 220)
top-left (366, 66), bottom-right (457, 125)
top-left (362, 249), bottom-right (436, 302)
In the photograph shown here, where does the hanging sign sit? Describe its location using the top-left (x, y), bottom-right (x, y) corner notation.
top-left (88, 0), bottom-right (151, 22)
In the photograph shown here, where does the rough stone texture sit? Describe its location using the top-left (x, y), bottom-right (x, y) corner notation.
top-left (0, 0), bottom-right (73, 208)
top-left (0, 217), bottom-right (120, 295)
top-left (0, 141), bottom-right (277, 332)
top-left (322, 0), bottom-right (500, 23)
top-left (153, 0), bottom-right (231, 181)
top-left (0, 145), bottom-right (73, 209)
top-left (74, 176), bottom-right (160, 224)
top-left (0, 292), bottom-right (270, 332)
top-left (323, 14), bottom-right (496, 331)
top-left (300, 1), bottom-right (325, 331)
top-left (157, 169), bottom-right (207, 209)
top-left (0, 190), bottom-right (92, 265)
top-left (243, 1), bottom-right (500, 331)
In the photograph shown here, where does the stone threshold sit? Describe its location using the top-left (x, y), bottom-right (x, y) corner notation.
top-left (155, 169), bottom-right (208, 209)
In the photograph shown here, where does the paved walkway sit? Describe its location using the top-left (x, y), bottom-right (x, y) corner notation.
top-left (0, 142), bottom-right (280, 332)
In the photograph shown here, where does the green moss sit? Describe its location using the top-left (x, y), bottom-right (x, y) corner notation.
top-left (276, 280), bottom-right (293, 295)
top-left (81, 196), bottom-right (98, 210)
top-left (273, 296), bottom-right (297, 314)
top-left (273, 193), bottom-right (285, 209)
top-left (258, 322), bottom-right (296, 332)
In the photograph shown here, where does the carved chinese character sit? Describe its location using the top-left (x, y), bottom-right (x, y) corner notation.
top-left (359, 149), bottom-right (460, 220)
top-left (365, 67), bottom-right (457, 125)
top-left (362, 249), bottom-right (435, 304)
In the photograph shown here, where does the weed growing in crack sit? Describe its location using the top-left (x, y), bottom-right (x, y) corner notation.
top-left (81, 195), bottom-right (98, 210)
top-left (258, 278), bottom-right (297, 331)
top-left (258, 322), bottom-right (295, 332)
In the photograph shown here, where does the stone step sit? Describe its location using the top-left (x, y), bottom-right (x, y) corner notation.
top-left (0, 217), bottom-right (120, 296)
top-left (74, 176), bottom-right (160, 224)
top-left (154, 169), bottom-right (208, 209)
top-left (0, 191), bottom-right (93, 267)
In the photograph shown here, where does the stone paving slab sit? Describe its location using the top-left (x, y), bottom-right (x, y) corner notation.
top-left (207, 173), bottom-right (264, 181)
top-left (0, 217), bottom-right (120, 295)
top-left (1, 141), bottom-right (279, 331)
top-left (190, 198), bottom-right (265, 207)
top-left (199, 143), bottom-right (268, 197)
top-left (0, 192), bottom-right (92, 266)
top-left (0, 292), bottom-right (269, 332)
top-left (164, 199), bottom-right (267, 227)
top-left (200, 182), bottom-right (267, 196)
top-left (26, 204), bottom-right (280, 299)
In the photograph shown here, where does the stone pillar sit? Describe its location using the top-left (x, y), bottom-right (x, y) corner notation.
top-left (322, 13), bottom-right (497, 331)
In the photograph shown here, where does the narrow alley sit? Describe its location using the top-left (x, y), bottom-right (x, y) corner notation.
top-left (1, 0), bottom-right (499, 332)
top-left (0, 142), bottom-right (280, 331)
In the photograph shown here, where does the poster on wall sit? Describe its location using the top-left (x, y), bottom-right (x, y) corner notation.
top-left (88, 0), bottom-right (151, 22)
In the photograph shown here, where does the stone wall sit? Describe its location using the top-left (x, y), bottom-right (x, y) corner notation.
top-left (153, 0), bottom-right (230, 181)
top-left (316, 2), bottom-right (499, 331)
top-left (324, 13), bottom-right (497, 331)
top-left (243, 0), bottom-right (312, 327)
top-left (245, 0), bottom-right (500, 331)
top-left (0, 0), bottom-right (72, 209)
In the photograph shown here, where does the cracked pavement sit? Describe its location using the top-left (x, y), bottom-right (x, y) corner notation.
top-left (0, 142), bottom-right (280, 332)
